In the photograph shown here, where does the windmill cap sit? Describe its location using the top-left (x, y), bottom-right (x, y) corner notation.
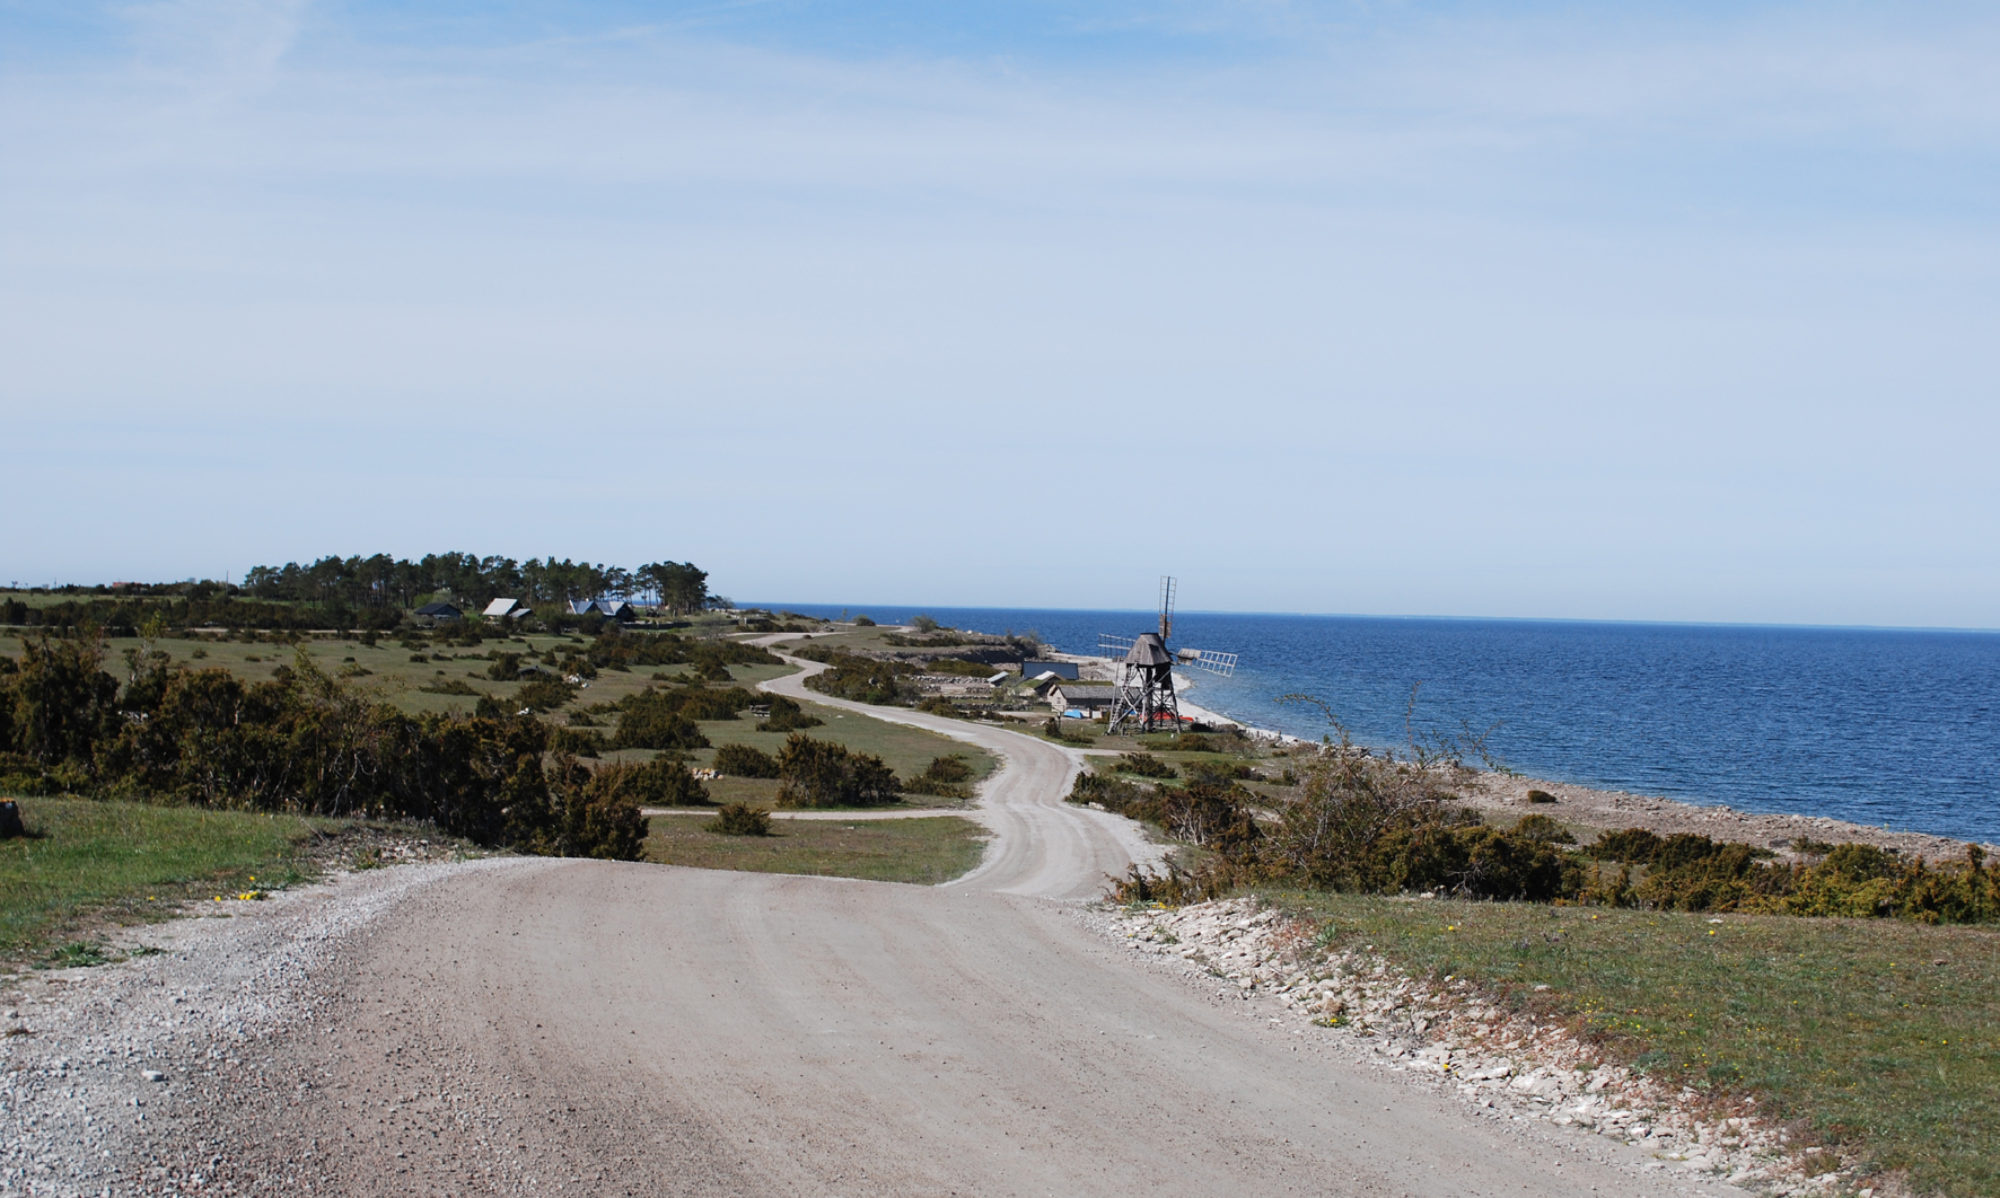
top-left (1126, 633), bottom-right (1173, 666)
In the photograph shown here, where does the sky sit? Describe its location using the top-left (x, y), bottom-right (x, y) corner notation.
top-left (3, 1), bottom-right (1997, 627)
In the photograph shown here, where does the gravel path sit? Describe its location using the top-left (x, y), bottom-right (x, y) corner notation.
top-left (4, 660), bottom-right (1756, 1196)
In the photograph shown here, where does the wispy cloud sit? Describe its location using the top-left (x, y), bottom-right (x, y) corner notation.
top-left (117, 0), bottom-right (310, 96)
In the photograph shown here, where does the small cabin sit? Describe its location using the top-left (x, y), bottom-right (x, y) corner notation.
top-left (1049, 683), bottom-right (1117, 715)
top-left (414, 601), bottom-right (462, 623)
top-left (483, 598), bottom-right (531, 620)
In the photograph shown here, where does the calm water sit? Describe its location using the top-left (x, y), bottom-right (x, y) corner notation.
top-left (758, 603), bottom-right (2000, 845)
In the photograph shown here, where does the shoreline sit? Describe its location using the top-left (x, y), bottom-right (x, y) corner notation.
top-left (1139, 662), bottom-right (1996, 864)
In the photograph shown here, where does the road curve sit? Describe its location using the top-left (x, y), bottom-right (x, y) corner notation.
top-left (131, 654), bottom-right (1744, 1196)
top-left (759, 656), bottom-right (1161, 899)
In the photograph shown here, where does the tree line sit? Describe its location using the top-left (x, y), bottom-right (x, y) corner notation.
top-left (241, 553), bottom-right (712, 615)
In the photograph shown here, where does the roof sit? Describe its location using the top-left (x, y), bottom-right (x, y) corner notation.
top-left (483, 598), bottom-right (525, 617)
top-left (572, 598), bottom-right (635, 618)
top-left (415, 601), bottom-right (461, 617)
top-left (1124, 634), bottom-right (1172, 667)
top-left (1053, 683), bottom-right (1117, 701)
top-left (1021, 659), bottom-right (1080, 679)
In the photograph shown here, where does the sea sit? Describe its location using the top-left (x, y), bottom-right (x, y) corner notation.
top-left (754, 603), bottom-right (2000, 846)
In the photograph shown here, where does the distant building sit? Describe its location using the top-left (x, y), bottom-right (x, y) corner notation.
top-left (1049, 683), bottom-right (1117, 715)
top-left (1021, 671), bottom-right (1065, 695)
top-left (415, 601), bottom-right (462, 622)
top-left (1021, 659), bottom-right (1080, 681)
top-left (483, 598), bottom-right (531, 620)
top-left (569, 598), bottom-right (637, 621)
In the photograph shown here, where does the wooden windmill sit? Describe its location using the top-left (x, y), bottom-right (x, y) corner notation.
top-left (1098, 577), bottom-right (1238, 735)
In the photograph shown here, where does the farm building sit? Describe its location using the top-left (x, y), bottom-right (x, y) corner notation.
top-left (1020, 659), bottom-right (1080, 680)
top-left (482, 598), bottom-right (531, 620)
top-left (414, 601), bottom-right (462, 623)
top-left (1048, 683), bottom-right (1117, 716)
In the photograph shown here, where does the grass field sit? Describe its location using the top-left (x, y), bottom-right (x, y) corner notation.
top-left (0, 633), bottom-right (992, 787)
top-left (0, 798), bottom-right (332, 967)
top-left (1267, 890), bottom-right (2000, 1197)
top-left (645, 814), bottom-right (987, 884)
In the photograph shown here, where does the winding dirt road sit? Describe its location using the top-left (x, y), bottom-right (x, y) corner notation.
top-left (48, 657), bottom-right (1750, 1195)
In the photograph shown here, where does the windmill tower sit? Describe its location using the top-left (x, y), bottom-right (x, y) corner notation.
top-left (1098, 576), bottom-right (1238, 735)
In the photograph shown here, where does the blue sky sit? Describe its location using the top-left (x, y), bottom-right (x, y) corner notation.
top-left (4, 1), bottom-right (1997, 626)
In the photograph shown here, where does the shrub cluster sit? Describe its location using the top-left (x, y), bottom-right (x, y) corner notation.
top-left (0, 633), bottom-right (644, 859)
top-left (1115, 753), bottom-right (1177, 779)
top-left (607, 683), bottom-right (760, 750)
top-left (708, 802), bottom-right (772, 836)
top-left (773, 734), bottom-right (900, 808)
top-left (902, 754), bottom-right (974, 799)
top-left (585, 754), bottom-right (710, 808)
top-left (1086, 741), bottom-right (2000, 924)
top-left (755, 694), bottom-right (822, 733)
top-left (802, 653), bottom-right (920, 705)
top-left (713, 743), bottom-right (780, 778)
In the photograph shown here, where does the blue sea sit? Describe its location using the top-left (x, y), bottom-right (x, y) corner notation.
top-left (756, 603), bottom-right (2000, 846)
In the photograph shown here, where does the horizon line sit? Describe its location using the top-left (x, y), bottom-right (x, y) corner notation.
top-left (748, 600), bottom-right (2000, 638)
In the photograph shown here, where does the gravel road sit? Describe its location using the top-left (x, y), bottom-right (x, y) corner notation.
top-left (2, 658), bottom-right (1751, 1196)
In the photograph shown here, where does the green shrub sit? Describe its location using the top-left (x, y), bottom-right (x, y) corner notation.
top-left (486, 652), bottom-right (523, 681)
top-left (587, 755), bottom-right (709, 808)
top-left (612, 695), bottom-right (712, 751)
top-left (803, 653), bottom-right (918, 705)
top-left (549, 726), bottom-right (604, 756)
top-left (1525, 788), bottom-right (1558, 804)
top-left (708, 802), bottom-right (773, 836)
top-left (1512, 813), bottom-right (1576, 844)
top-left (1116, 752), bottom-right (1177, 779)
top-left (774, 734), bottom-right (900, 808)
top-left (902, 754), bottom-right (974, 799)
top-left (516, 677), bottom-right (575, 713)
top-left (852, 615), bottom-right (875, 627)
top-left (756, 694), bottom-right (822, 732)
top-left (713, 743), bottom-right (780, 779)
top-left (1588, 827), bottom-right (1664, 862)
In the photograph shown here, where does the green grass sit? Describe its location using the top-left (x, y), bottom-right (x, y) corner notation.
top-left (654, 775), bottom-right (970, 812)
top-left (692, 700), bottom-right (996, 783)
top-left (1265, 890), bottom-right (2000, 1197)
top-left (645, 814), bottom-right (988, 884)
top-left (0, 797), bottom-right (330, 965)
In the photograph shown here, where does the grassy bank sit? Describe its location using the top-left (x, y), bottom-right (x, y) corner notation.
top-left (1267, 890), bottom-right (2000, 1196)
top-left (645, 814), bottom-right (987, 885)
top-left (0, 798), bottom-right (331, 966)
